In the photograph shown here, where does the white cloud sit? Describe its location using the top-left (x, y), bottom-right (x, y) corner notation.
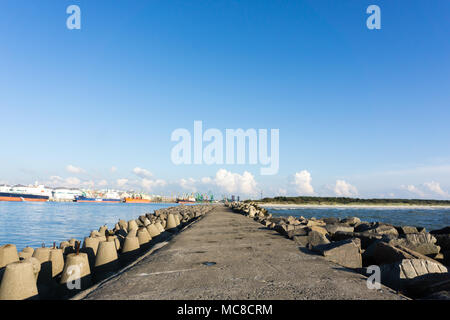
top-left (133, 167), bottom-right (153, 178)
top-left (111, 166), bottom-right (117, 173)
top-left (401, 184), bottom-right (425, 197)
top-left (46, 175), bottom-right (112, 189)
top-left (116, 178), bottom-right (128, 187)
top-left (170, 170), bottom-right (258, 196)
top-left (334, 180), bottom-right (358, 197)
top-left (278, 188), bottom-right (287, 196)
top-left (214, 169), bottom-right (258, 195)
top-left (141, 178), bottom-right (167, 191)
top-left (179, 178), bottom-right (197, 192)
top-left (82, 180), bottom-right (95, 188)
top-left (98, 180), bottom-right (108, 187)
top-left (201, 177), bottom-right (212, 184)
top-left (49, 176), bottom-right (63, 183)
top-left (293, 170), bottom-right (314, 195)
top-left (66, 165), bottom-right (85, 174)
top-left (424, 181), bottom-right (449, 197)
top-left (65, 177), bottom-right (81, 186)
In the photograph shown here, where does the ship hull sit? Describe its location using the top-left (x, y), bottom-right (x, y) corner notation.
top-left (124, 198), bottom-right (151, 203)
top-left (74, 196), bottom-right (121, 203)
top-left (0, 192), bottom-right (49, 202)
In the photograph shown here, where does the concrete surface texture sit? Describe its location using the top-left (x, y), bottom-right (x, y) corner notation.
top-left (82, 205), bottom-right (405, 300)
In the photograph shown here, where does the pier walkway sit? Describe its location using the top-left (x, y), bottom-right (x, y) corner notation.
top-left (81, 205), bottom-right (404, 300)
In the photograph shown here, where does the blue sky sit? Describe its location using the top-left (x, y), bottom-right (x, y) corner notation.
top-left (1, 0), bottom-right (449, 199)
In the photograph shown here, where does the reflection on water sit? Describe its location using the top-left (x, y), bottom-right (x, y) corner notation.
top-left (264, 206), bottom-right (450, 232)
top-left (0, 202), bottom-right (179, 251)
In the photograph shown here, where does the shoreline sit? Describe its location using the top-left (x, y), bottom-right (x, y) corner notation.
top-left (258, 203), bottom-right (450, 209)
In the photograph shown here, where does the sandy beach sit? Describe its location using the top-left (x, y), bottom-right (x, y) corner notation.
top-left (258, 203), bottom-right (450, 209)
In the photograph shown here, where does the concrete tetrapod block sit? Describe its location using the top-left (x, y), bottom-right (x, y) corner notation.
top-left (142, 218), bottom-right (151, 227)
top-left (127, 227), bottom-right (138, 238)
top-left (118, 219), bottom-right (128, 230)
top-left (32, 247), bottom-right (56, 298)
top-left (93, 235), bottom-right (106, 243)
top-left (68, 239), bottom-right (78, 248)
top-left (115, 228), bottom-right (128, 238)
top-left (98, 225), bottom-right (108, 235)
top-left (94, 241), bottom-right (119, 282)
top-left (146, 224), bottom-right (161, 238)
top-left (136, 219), bottom-right (144, 227)
top-left (174, 214), bottom-right (181, 226)
top-left (23, 257), bottom-right (41, 281)
top-left (32, 247), bottom-right (52, 279)
top-left (83, 237), bottom-right (100, 255)
top-left (107, 235), bottom-right (121, 251)
top-left (154, 222), bottom-right (165, 233)
top-left (81, 237), bottom-right (99, 270)
top-left (60, 253), bottom-right (92, 297)
top-left (137, 228), bottom-right (151, 249)
top-left (90, 230), bottom-right (102, 238)
top-left (127, 220), bottom-right (138, 232)
top-left (0, 244), bottom-right (20, 268)
top-left (0, 260), bottom-right (39, 300)
top-left (165, 214), bottom-right (178, 232)
top-left (19, 247), bottom-right (35, 260)
top-left (49, 248), bottom-right (64, 278)
top-left (120, 236), bottom-right (140, 267)
top-left (32, 247), bottom-right (51, 264)
top-left (59, 241), bottom-right (74, 255)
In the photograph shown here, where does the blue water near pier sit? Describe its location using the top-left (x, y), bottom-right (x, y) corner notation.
top-left (264, 206), bottom-right (450, 232)
top-left (0, 202), bottom-right (178, 251)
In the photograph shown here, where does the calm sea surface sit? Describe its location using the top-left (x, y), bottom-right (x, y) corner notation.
top-left (0, 202), bottom-right (179, 251)
top-left (264, 206), bottom-right (450, 232)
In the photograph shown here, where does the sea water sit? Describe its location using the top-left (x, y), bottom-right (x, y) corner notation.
top-left (264, 205), bottom-right (450, 232)
top-left (0, 201), bottom-right (178, 251)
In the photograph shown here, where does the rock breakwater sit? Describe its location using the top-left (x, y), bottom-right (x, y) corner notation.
top-left (228, 201), bottom-right (450, 300)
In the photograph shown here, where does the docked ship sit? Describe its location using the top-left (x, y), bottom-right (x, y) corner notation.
top-left (176, 195), bottom-right (196, 204)
top-left (124, 198), bottom-right (151, 203)
top-left (0, 184), bottom-right (51, 202)
top-left (74, 190), bottom-right (121, 203)
top-left (74, 195), bottom-right (121, 203)
top-left (124, 194), bottom-right (152, 203)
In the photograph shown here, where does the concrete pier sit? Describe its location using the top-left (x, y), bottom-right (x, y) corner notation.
top-left (80, 205), bottom-right (405, 300)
